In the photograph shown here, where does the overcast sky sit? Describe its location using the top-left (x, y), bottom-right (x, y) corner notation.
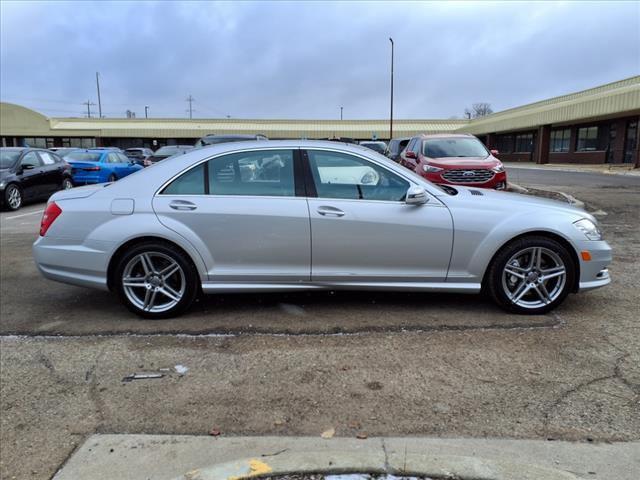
top-left (1, 1), bottom-right (638, 120)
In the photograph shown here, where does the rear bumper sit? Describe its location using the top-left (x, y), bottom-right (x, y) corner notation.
top-left (577, 240), bottom-right (612, 292)
top-left (33, 236), bottom-right (112, 291)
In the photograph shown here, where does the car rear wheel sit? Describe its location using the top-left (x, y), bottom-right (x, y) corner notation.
top-left (114, 242), bottom-right (199, 319)
top-left (4, 184), bottom-right (22, 211)
top-left (486, 236), bottom-right (575, 314)
top-left (62, 177), bottom-right (74, 190)
top-left (108, 174), bottom-right (117, 182)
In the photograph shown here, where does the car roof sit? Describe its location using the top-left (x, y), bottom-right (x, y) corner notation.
top-left (0, 147), bottom-right (26, 151)
top-left (416, 133), bottom-right (476, 139)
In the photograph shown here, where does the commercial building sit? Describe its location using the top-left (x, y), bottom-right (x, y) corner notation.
top-left (1, 76), bottom-right (638, 166)
top-left (466, 76), bottom-right (639, 166)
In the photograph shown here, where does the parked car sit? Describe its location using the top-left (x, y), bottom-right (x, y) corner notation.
top-left (65, 149), bottom-right (143, 185)
top-left (399, 134), bottom-right (507, 189)
top-left (195, 134), bottom-right (268, 148)
top-left (124, 148), bottom-right (154, 166)
top-left (146, 145), bottom-right (194, 165)
top-left (0, 147), bottom-right (73, 211)
top-left (359, 141), bottom-right (387, 154)
top-left (49, 147), bottom-right (80, 158)
top-left (34, 141), bottom-right (611, 319)
top-left (386, 137), bottom-right (411, 162)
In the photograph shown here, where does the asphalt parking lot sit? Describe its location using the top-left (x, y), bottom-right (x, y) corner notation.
top-left (1, 168), bottom-right (639, 480)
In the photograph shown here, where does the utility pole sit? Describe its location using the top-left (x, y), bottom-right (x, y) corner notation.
top-left (389, 37), bottom-right (394, 141)
top-left (145, 106), bottom-right (149, 118)
top-left (83, 100), bottom-right (96, 118)
top-left (95, 72), bottom-right (102, 118)
top-left (340, 106), bottom-right (343, 121)
top-left (186, 95), bottom-right (194, 119)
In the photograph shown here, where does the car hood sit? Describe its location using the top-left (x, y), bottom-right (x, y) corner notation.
top-left (450, 185), bottom-right (593, 220)
top-left (426, 156), bottom-right (498, 168)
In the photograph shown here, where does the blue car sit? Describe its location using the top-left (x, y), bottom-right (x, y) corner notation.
top-left (65, 149), bottom-right (143, 184)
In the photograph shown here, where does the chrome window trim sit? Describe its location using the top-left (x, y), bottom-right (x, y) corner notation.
top-left (154, 145), bottom-right (442, 202)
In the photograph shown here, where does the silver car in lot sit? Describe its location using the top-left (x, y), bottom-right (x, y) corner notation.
top-left (33, 141), bottom-right (611, 318)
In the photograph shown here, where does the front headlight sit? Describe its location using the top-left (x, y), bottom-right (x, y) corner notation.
top-left (492, 164), bottom-right (505, 173)
top-left (423, 164), bottom-right (443, 173)
top-left (574, 218), bottom-right (602, 240)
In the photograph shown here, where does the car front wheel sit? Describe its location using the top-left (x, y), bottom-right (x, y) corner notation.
top-left (486, 236), bottom-right (576, 314)
top-left (114, 242), bottom-right (199, 319)
top-left (4, 184), bottom-right (22, 211)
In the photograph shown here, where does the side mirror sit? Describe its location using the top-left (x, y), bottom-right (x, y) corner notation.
top-left (406, 185), bottom-right (428, 205)
top-left (490, 149), bottom-right (500, 157)
top-left (405, 151), bottom-right (417, 160)
top-left (21, 164), bottom-right (35, 171)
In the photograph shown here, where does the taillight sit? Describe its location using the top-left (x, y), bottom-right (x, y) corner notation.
top-left (84, 166), bottom-right (100, 171)
top-left (40, 202), bottom-right (62, 236)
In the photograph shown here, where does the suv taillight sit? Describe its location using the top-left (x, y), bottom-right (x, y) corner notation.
top-left (40, 202), bottom-right (62, 236)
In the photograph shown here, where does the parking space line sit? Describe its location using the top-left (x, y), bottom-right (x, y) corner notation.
top-left (5, 210), bottom-right (44, 220)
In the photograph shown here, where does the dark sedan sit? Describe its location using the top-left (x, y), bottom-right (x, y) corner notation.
top-left (145, 145), bottom-right (194, 166)
top-left (0, 148), bottom-right (73, 211)
top-left (124, 147), bottom-right (154, 166)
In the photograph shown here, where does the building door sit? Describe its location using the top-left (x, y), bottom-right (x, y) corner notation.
top-left (623, 121), bottom-right (638, 164)
top-left (606, 123), bottom-right (617, 163)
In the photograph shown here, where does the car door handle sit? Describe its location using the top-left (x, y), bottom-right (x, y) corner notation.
top-left (169, 200), bottom-right (197, 211)
top-left (317, 206), bottom-right (345, 217)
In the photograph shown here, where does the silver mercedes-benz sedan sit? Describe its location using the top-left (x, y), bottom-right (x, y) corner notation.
top-left (33, 141), bottom-right (611, 318)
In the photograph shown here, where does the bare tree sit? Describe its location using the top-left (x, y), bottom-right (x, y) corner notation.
top-left (464, 102), bottom-right (493, 119)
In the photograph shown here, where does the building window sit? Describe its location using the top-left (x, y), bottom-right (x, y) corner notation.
top-left (576, 126), bottom-right (600, 151)
top-left (514, 133), bottom-right (534, 153)
top-left (495, 134), bottom-right (513, 153)
top-left (23, 137), bottom-right (47, 148)
top-left (550, 129), bottom-right (570, 152)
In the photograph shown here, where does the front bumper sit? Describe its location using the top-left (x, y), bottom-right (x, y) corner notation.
top-left (577, 240), bottom-right (612, 292)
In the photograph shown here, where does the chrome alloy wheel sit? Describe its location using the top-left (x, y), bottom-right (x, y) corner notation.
top-left (6, 185), bottom-right (22, 210)
top-left (62, 178), bottom-right (73, 190)
top-left (501, 246), bottom-right (567, 309)
top-left (122, 252), bottom-right (186, 313)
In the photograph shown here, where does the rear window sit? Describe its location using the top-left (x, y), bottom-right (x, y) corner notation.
top-left (65, 152), bottom-right (102, 162)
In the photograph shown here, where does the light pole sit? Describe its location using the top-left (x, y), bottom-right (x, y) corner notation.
top-left (145, 106), bottom-right (149, 118)
top-left (389, 37), bottom-right (394, 141)
top-left (340, 106), bottom-right (343, 121)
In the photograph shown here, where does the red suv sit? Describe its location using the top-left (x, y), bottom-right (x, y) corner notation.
top-left (399, 134), bottom-right (506, 189)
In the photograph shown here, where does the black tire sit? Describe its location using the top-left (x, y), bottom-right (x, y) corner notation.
top-left (114, 241), bottom-right (199, 319)
top-left (108, 174), bottom-right (117, 182)
top-left (485, 235), bottom-right (576, 315)
top-left (62, 177), bottom-right (74, 190)
top-left (4, 184), bottom-right (23, 211)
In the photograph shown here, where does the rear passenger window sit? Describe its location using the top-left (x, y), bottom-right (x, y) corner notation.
top-left (162, 163), bottom-right (205, 195)
top-left (208, 150), bottom-right (294, 197)
top-left (39, 152), bottom-right (56, 165)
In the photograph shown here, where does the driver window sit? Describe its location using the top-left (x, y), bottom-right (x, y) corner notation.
top-left (21, 152), bottom-right (42, 168)
top-left (307, 150), bottom-right (409, 201)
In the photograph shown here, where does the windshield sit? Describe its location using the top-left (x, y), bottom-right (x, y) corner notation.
top-left (65, 152), bottom-right (101, 162)
top-left (0, 151), bottom-right (21, 169)
top-left (155, 146), bottom-right (183, 155)
top-left (423, 138), bottom-right (489, 158)
top-left (361, 142), bottom-right (386, 154)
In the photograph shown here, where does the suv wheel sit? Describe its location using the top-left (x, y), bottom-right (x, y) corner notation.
top-left (486, 236), bottom-right (575, 314)
top-left (114, 242), bottom-right (199, 319)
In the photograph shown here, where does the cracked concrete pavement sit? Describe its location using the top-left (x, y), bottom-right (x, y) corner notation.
top-left (0, 170), bottom-right (639, 480)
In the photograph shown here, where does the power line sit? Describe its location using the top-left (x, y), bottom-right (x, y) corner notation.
top-left (82, 100), bottom-right (96, 118)
top-left (186, 94), bottom-right (194, 119)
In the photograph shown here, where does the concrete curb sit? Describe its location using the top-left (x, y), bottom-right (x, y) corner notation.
top-left (174, 450), bottom-right (583, 480)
